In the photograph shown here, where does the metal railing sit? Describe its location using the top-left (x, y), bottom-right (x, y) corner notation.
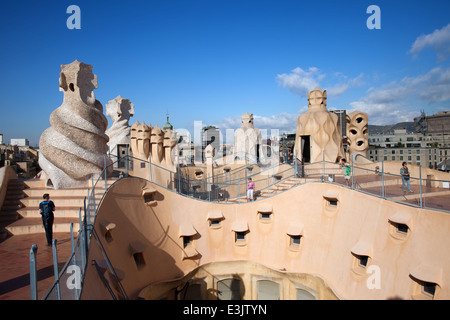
top-left (30, 152), bottom-right (450, 300)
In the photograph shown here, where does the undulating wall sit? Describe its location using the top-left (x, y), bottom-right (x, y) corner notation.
top-left (80, 176), bottom-right (450, 300)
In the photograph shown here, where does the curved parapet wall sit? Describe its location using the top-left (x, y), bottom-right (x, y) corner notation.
top-left (39, 60), bottom-right (112, 189)
top-left (81, 177), bottom-right (450, 300)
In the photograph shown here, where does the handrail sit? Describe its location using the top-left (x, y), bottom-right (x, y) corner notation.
top-left (88, 227), bottom-right (128, 300)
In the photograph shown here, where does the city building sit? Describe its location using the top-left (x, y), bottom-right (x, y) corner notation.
top-left (415, 111), bottom-right (450, 136)
top-left (369, 128), bottom-right (449, 169)
top-left (10, 138), bottom-right (29, 147)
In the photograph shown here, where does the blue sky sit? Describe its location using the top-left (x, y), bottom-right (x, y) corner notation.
top-left (1, 0), bottom-right (450, 146)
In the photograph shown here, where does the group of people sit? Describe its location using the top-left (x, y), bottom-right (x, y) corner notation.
top-left (340, 158), bottom-right (413, 193)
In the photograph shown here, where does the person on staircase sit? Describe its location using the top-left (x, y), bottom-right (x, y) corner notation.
top-left (39, 193), bottom-right (55, 246)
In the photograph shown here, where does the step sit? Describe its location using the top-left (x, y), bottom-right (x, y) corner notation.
top-left (305, 169), bottom-right (342, 175)
top-left (17, 206), bottom-right (82, 218)
top-left (7, 179), bottom-right (44, 189)
top-left (5, 218), bottom-right (80, 235)
top-left (259, 190), bottom-right (276, 197)
top-left (22, 187), bottom-right (90, 198)
top-left (5, 189), bottom-right (25, 198)
top-left (0, 228), bottom-right (10, 240)
top-left (19, 196), bottom-right (102, 208)
top-left (273, 182), bottom-right (295, 190)
top-left (0, 210), bottom-right (21, 222)
top-left (22, 179), bottom-right (46, 189)
top-left (1, 203), bottom-right (24, 211)
top-left (391, 190), bottom-right (450, 201)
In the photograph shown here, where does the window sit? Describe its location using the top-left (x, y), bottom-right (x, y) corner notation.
top-left (142, 188), bottom-right (157, 206)
top-left (351, 241), bottom-right (371, 274)
top-left (235, 231), bottom-right (247, 242)
top-left (297, 288), bottom-right (316, 300)
top-left (101, 221), bottom-right (116, 243)
top-left (179, 282), bottom-right (203, 300)
top-left (410, 275), bottom-right (439, 300)
top-left (329, 199), bottom-right (338, 206)
top-left (388, 214), bottom-right (411, 240)
top-left (183, 236), bottom-right (192, 248)
top-left (179, 224), bottom-right (199, 258)
top-left (130, 241), bottom-right (147, 270)
top-left (396, 223), bottom-right (408, 234)
top-left (257, 206), bottom-right (273, 223)
top-left (422, 282), bottom-right (436, 298)
top-left (357, 255), bottom-right (369, 268)
top-left (260, 212), bottom-right (271, 220)
top-left (258, 211), bottom-right (273, 223)
top-left (218, 278), bottom-right (242, 300)
top-left (257, 280), bottom-right (280, 300)
top-left (290, 235), bottom-right (302, 246)
top-left (195, 170), bottom-right (204, 179)
top-left (207, 210), bottom-right (224, 228)
top-left (323, 192), bottom-right (340, 215)
top-left (209, 219), bottom-right (221, 227)
top-left (287, 223), bottom-right (303, 251)
top-left (232, 221), bottom-right (249, 245)
top-left (133, 252), bottom-right (146, 270)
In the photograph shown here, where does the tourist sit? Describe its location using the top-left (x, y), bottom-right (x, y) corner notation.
top-left (247, 178), bottom-right (255, 201)
top-left (400, 162), bottom-right (413, 193)
top-left (39, 193), bottom-right (56, 246)
top-left (341, 158), bottom-right (351, 186)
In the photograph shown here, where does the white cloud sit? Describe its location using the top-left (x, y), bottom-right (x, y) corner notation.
top-left (348, 67), bottom-right (450, 124)
top-left (409, 23), bottom-right (450, 61)
top-left (276, 67), bottom-right (322, 96)
top-left (276, 67), bottom-right (363, 97)
top-left (215, 109), bottom-right (305, 136)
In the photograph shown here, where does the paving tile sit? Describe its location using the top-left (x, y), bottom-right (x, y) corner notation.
top-left (0, 232), bottom-right (74, 300)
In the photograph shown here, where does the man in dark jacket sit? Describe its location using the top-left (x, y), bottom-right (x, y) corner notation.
top-left (39, 193), bottom-right (56, 246)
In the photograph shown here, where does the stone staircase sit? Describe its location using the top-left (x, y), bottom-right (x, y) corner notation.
top-left (226, 176), bottom-right (301, 203)
top-left (0, 178), bottom-right (116, 240)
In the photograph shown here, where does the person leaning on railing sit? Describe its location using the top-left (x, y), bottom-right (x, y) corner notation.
top-left (340, 158), bottom-right (351, 187)
top-left (400, 162), bottom-right (413, 193)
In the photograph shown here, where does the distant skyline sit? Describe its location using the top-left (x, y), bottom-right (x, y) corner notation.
top-left (1, 0), bottom-right (450, 146)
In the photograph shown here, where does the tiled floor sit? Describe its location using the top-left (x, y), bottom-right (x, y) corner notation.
top-left (0, 233), bottom-right (74, 300)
